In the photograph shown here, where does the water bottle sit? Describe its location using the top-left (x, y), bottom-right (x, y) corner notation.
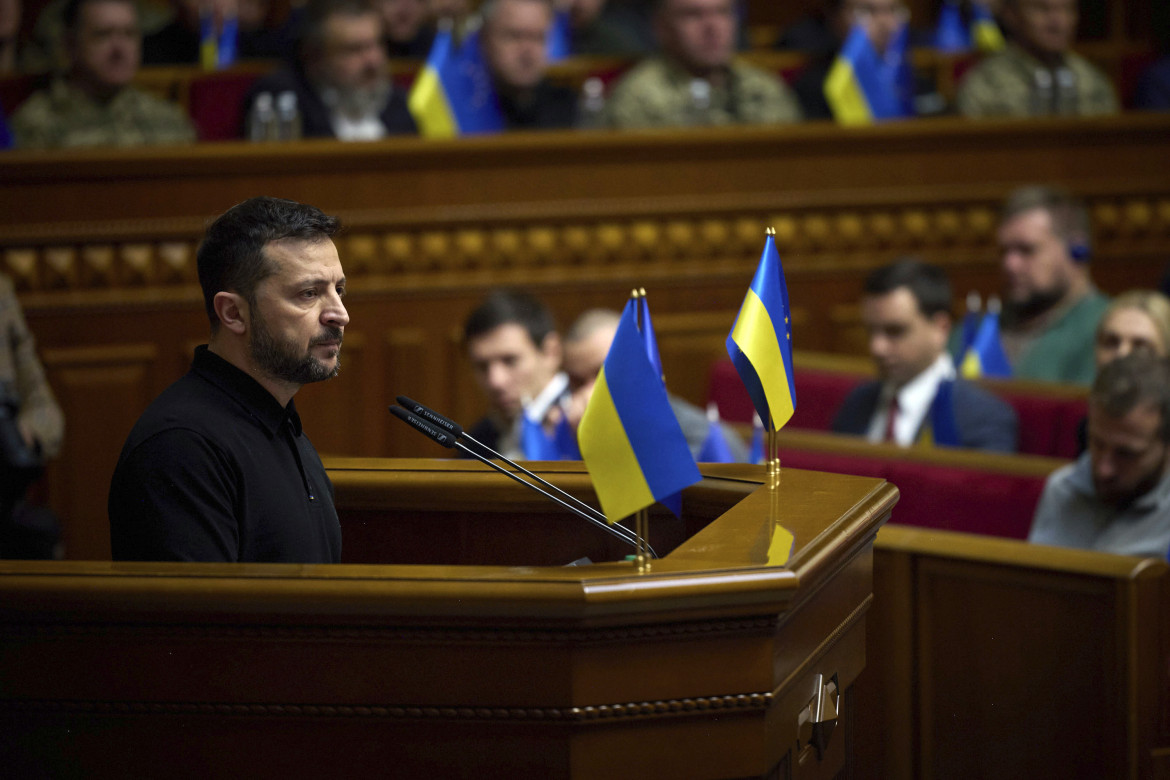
top-left (1054, 66), bottom-right (1078, 116)
top-left (247, 92), bottom-right (276, 142)
top-left (275, 91), bottom-right (302, 141)
top-left (686, 78), bottom-right (712, 126)
top-left (1029, 68), bottom-right (1053, 115)
top-left (577, 77), bottom-right (606, 129)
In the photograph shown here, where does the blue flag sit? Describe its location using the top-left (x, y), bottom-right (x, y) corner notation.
top-left (960, 306), bottom-right (1013, 378)
top-left (578, 299), bottom-right (701, 521)
top-left (748, 413), bottom-right (764, 465)
top-left (0, 102), bottom-right (12, 150)
top-left (934, 0), bottom-right (971, 51)
top-left (409, 26), bottom-right (504, 137)
top-left (727, 233), bottom-right (797, 432)
top-left (696, 419), bottom-right (736, 463)
top-left (546, 9), bottom-right (572, 62)
top-left (520, 412), bottom-right (579, 460)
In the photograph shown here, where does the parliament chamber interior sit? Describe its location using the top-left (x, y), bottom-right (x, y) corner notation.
top-left (0, 0), bottom-right (1168, 776)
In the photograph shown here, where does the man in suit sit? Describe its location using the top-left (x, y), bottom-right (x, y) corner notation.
top-left (832, 258), bottom-right (1018, 452)
top-left (242, 0), bottom-right (416, 140)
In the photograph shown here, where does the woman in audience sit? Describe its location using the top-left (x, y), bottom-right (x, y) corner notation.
top-left (1094, 290), bottom-right (1170, 369)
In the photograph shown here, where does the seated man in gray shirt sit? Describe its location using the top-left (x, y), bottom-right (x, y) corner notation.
top-left (1029, 353), bottom-right (1170, 558)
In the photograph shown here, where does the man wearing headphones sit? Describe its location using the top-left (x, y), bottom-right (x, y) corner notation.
top-left (997, 185), bottom-right (1109, 385)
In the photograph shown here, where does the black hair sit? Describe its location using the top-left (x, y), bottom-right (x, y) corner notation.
top-left (63, 0), bottom-right (135, 34)
top-left (196, 197), bottom-right (341, 330)
top-left (1000, 185), bottom-right (1091, 252)
top-left (862, 257), bottom-right (953, 319)
top-left (301, 0), bottom-right (379, 53)
top-left (463, 289), bottom-right (557, 349)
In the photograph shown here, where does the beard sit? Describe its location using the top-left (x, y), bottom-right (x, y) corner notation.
top-left (250, 309), bottom-right (343, 387)
top-left (321, 77), bottom-right (392, 120)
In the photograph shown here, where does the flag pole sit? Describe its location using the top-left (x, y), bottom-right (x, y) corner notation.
top-left (764, 226), bottom-right (783, 490)
top-left (635, 508), bottom-right (650, 573)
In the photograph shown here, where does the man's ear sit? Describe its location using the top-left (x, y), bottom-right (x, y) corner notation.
top-left (213, 292), bottom-right (249, 336)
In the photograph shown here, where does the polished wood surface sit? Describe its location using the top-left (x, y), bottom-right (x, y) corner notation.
top-left (4, 115), bottom-right (1168, 558)
top-left (858, 525), bottom-right (1170, 779)
top-left (0, 459), bottom-right (895, 779)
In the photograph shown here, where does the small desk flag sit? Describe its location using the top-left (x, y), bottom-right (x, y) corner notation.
top-left (726, 233), bottom-right (797, 432)
top-left (578, 299), bottom-right (701, 522)
top-left (408, 25), bottom-right (504, 137)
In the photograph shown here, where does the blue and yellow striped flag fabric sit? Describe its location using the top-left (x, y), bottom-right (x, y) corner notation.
top-left (578, 300), bottom-right (701, 523)
top-left (726, 234), bottom-right (796, 432)
top-left (824, 22), bottom-right (913, 125)
top-left (960, 308), bottom-right (1012, 379)
top-left (408, 26), bottom-right (504, 138)
top-left (971, 4), bottom-right (1006, 52)
top-left (200, 11), bottom-right (237, 71)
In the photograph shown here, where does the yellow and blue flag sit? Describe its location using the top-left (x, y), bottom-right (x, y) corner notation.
top-left (578, 299), bottom-right (701, 522)
top-left (971, 3), bottom-right (1006, 52)
top-left (408, 26), bottom-right (504, 138)
top-left (960, 303), bottom-right (1012, 378)
top-left (726, 233), bottom-right (797, 432)
top-left (824, 21), bottom-right (915, 125)
top-left (200, 10), bottom-right (237, 71)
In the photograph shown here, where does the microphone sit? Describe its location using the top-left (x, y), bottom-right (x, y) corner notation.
top-left (396, 395), bottom-right (616, 531)
top-left (389, 404), bottom-right (650, 555)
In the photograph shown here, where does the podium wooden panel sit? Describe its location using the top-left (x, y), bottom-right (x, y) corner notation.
top-left (0, 459), bottom-right (895, 779)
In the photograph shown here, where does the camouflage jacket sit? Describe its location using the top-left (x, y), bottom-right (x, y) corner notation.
top-left (956, 44), bottom-right (1119, 118)
top-left (604, 56), bottom-right (804, 129)
top-left (12, 79), bottom-right (196, 149)
top-left (0, 276), bottom-right (64, 459)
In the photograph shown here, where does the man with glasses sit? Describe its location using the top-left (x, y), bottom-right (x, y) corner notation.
top-left (956, 0), bottom-right (1118, 117)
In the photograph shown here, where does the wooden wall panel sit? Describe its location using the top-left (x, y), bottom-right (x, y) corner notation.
top-left (41, 344), bottom-right (160, 561)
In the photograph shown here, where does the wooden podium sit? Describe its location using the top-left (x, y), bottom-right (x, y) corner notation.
top-left (0, 459), bottom-right (895, 779)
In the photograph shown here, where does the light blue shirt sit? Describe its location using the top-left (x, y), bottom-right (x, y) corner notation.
top-left (1029, 453), bottom-right (1170, 558)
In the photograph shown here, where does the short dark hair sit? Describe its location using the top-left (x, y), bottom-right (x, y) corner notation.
top-left (301, 0), bottom-right (379, 54)
top-left (197, 197), bottom-right (341, 330)
top-left (862, 257), bottom-right (953, 319)
top-left (63, 0), bottom-right (136, 34)
top-left (1091, 353), bottom-right (1170, 443)
top-left (463, 289), bottom-right (557, 349)
top-left (1000, 185), bottom-right (1091, 249)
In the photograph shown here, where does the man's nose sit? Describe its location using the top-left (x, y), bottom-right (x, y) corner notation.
top-left (323, 294), bottom-right (349, 328)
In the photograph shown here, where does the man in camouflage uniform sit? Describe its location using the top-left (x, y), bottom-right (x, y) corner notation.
top-left (604, 0), bottom-right (803, 128)
top-left (12, 0), bottom-right (196, 149)
top-left (956, 0), bottom-right (1118, 118)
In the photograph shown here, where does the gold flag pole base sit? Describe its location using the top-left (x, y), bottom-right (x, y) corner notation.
top-left (767, 428), bottom-right (781, 490)
top-left (634, 508), bottom-right (650, 573)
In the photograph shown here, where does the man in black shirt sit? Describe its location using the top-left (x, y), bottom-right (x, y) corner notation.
top-left (108, 197), bottom-right (349, 563)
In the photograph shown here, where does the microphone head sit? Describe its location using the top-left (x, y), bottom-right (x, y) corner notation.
top-left (395, 395), bottom-right (464, 438)
top-left (389, 404), bottom-right (457, 448)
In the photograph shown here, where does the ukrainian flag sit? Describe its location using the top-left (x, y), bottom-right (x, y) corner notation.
top-left (726, 233), bottom-right (796, 432)
top-left (578, 300), bottom-right (701, 523)
top-left (960, 305), bottom-right (1013, 378)
top-left (200, 10), bottom-right (237, 71)
top-left (971, 3), bottom-right (1006, 52)
top-left (546, 9), bottom-right (572, 62)
top-left (408, 26), bottom-right (504, 138)
top-left (923, 380), bottom-right (962, 447)
top-left (824, 22), bottom-right (914, 125)
top-left (933, 0), bottom-right (971, 51)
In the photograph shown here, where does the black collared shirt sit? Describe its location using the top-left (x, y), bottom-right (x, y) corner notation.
top-left (109, 346), bottom-right (341, 563)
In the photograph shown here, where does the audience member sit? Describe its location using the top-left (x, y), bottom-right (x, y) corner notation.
top-left (604, 0), bottom-right (802, 128)
top-left (109, 197), bottom-right (348, 563)
top-left (559, 0), bottom-right (647, 55)
top-left (996, 185), bottom-right (1109, 385)
top-left (832, 259), bottom-right (1018, 451)
top-left (378, 0), bottom-right (435, 57)
top-left (11, 0), bottom-right (196, 148)
top-left (21, 0), bottom-right (172, 74)
top-left (1094, 291), bottom-right (1170, 369)
top-left (0, 275), bottom-right (66, 559)
top-left (1029, 353), bottom-right (1170, 558)
top-left (462, 289), bottom-right (568, 460)
top-left (0, 0), bottom-right (22, 74)
top-left (480, 0), bottom-right (577, 129)
top-left (242, 0), bottom-right (416, 140)
top-left (956, 0), bottom-right (1118, 118)
top-left (561, 308), bottom-right (749, 460)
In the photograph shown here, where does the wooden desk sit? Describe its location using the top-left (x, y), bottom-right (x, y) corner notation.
top-left (0, 459), bottom-right (895, 779)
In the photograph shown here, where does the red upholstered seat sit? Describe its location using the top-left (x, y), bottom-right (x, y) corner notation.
top-left (187, 70), bottom-right (263, 141)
